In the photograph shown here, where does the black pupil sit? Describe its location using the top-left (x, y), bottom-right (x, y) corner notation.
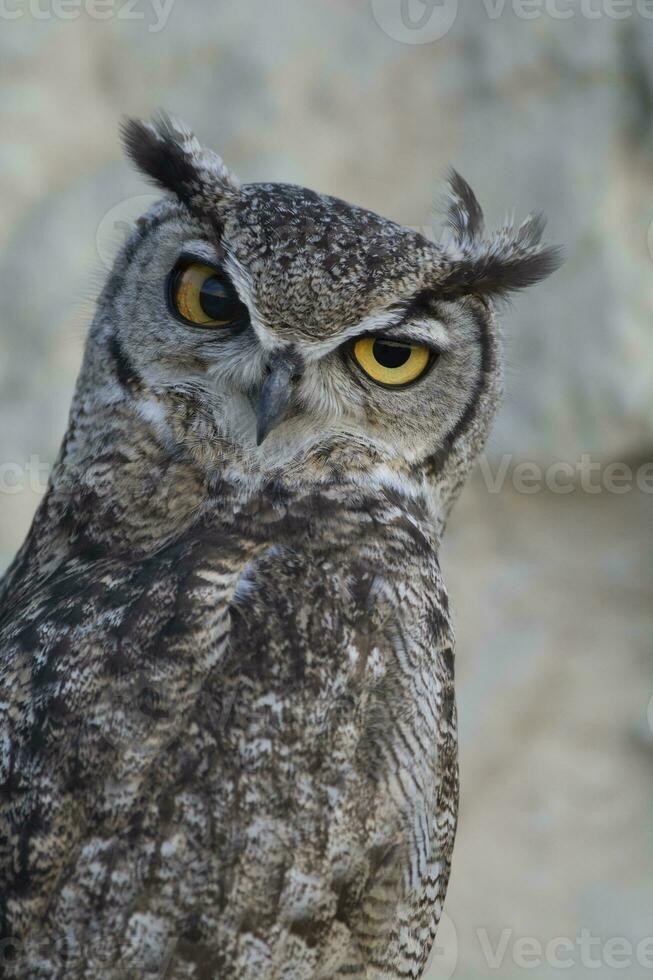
top-left (373, 340), bottom-right (411, 369)
top-left (199, 276), bottom-right (239, 321)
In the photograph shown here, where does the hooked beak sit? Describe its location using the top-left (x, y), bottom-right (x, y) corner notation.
top-left (253, 357), bottom-right (299, 446)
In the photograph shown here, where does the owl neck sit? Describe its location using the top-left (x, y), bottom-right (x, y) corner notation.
top-left (1, 381), bottom-right (447, 607)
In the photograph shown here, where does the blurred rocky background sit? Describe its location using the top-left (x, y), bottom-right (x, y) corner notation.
top-left (0, 2), bottom-right (652, 976)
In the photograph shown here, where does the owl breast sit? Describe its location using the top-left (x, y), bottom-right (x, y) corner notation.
top-left (0, 483), bottom-right (457, 980)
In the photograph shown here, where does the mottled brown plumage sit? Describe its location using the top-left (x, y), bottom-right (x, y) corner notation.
top-left (0, 114), bottom-right (561, 978)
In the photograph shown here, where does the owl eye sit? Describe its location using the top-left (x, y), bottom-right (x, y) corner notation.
top-left (351, 336), bottom-right (432, 387)
top-left (170, 262), bottom-right (248, 329)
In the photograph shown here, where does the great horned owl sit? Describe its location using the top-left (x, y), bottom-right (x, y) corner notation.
top-left (0, 115), bottom-right (561, 979)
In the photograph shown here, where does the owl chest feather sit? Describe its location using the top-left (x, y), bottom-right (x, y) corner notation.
top-left (0, 486), bottom-right (457, 979)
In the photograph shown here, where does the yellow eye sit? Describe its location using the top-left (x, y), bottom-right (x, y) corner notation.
top-left (170, 262), bottom-right (247, 328)
top-left (351, 337), bottom-right (431, 387)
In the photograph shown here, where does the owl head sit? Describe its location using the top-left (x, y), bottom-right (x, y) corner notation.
top-left (76, 114), bottom-right (561, 531)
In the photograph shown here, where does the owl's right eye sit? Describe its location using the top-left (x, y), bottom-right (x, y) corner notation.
top-left (169, 262), bottom-right (249, 329)
top-left (350, 336), bottom-right (432, 388)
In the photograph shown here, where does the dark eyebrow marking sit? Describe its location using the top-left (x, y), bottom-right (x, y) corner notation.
top-left (402, 288), bottom-right (440, 318)
top-left (365, 288), bottom-right (447, 346)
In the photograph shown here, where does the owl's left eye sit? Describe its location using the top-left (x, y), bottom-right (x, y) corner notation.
top-left (350, 336), bottom-right (432, 387)
top-left (169, 262), bottom-right (248, 329)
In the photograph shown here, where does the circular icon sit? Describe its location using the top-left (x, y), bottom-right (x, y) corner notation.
top-left (96, 194), bottom-right (160, 270)
top-left (425, 911), bottom-right (458, 979)
top-left (371, 0), bottom-right (459, 44)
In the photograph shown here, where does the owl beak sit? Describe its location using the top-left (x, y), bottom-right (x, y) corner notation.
top-left (254, 357), bottom-right (298, 446)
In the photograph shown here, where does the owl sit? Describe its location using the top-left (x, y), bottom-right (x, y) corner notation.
top-left (0, 115), bottom-right (561, 980)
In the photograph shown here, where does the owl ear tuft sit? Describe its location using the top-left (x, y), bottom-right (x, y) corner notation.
top-left (439, 170), bottom-right (563, 300)
top-left (443, 169), bottom-right (486, 244)
top-left (120, 111), bottom-right (240, 211)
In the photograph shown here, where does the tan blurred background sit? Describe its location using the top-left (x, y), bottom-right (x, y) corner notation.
top-left (1, 2), bottom-right (652, 976)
